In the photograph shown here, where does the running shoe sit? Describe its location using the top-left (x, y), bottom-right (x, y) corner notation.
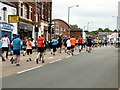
top-left (10, 57), bottom-right (14, 64)
top-left (36, 59), bottom-right (38, 64)
top-left (16, 64), bottom-right (20, 66)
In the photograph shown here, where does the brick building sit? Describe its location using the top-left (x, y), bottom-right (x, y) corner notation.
top-left (12, 0), bottom-right (52, 40)
top-left (70, 25), bottom-right (82, 39)
top-left (52, 19), bottom-right (70, 38)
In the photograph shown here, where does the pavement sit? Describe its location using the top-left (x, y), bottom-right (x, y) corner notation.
top-left (1, 47), bottom-right (81, 78)
top-left (2, 46), bottom-right (118, 88)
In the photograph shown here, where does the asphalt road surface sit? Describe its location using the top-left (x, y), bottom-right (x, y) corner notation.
top-left (2, 46), bottom-right (118, 88)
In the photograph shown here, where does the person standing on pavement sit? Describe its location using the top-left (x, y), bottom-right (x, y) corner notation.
top-left (26, 38), bottom-right (32, 62)
top-left (1, 34), bottom-right (10, 61)
top-left (78, 36), bottom-right (83, 52)
top-left (51, 37), bottom-right (58, 56)
top-left (70, 35), bottom-right (76, 55)
top-left (36, 35), bottom-right (45, 64)
top-left (10, 34), bottom-right (22, 66)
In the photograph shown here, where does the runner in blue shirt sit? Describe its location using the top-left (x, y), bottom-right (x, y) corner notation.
top-left (51, 37), bottom-right (58, 55)
top-left (0, 38), bottom-right (2, 57)
top-left (10, 34), bottom-right (22, 66)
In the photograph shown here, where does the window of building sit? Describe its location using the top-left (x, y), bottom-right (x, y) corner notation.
top-left (29, 6), bottom-right (32, 20)
top-left (55, 22), bottom-right (59, 29)
top-left (19, 2), bottom-right (23, 16)
top-left (42, 1), bottom-right (45, 19)
top-left (48, 9), bottom-right (51, 21)
top-left (64, 28), bottom-right (66, 32)
top-left (60, 27), bottom-right (63, 32)
top-left (23, 5), bottom-right (28, 18)
top-left (36, 13), bottom-right (39, 22)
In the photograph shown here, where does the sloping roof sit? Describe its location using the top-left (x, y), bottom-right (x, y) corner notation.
top-left (52, 19), bottom-right (70, 28)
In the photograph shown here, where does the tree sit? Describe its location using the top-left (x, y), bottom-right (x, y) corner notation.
top-left (104, 28), bottom-right (112, 32)
top-left (97, 28), bottom-right (104, 32)
top-left (114, 29), bottom-right (118, 32)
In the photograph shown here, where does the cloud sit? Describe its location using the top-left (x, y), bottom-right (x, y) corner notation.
top-left (52, 0), bottom-right (119, 31)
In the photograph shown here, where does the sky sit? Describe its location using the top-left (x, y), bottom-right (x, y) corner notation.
top-left (52, 0), bottom-right (119, 31)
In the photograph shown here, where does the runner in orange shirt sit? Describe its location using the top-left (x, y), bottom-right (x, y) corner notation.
top-left (70, 35), bottom-right (76, 55)
top-left (26, 38), bottom-right (32, 62)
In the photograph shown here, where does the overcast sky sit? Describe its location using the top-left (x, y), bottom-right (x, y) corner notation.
top-left (52, 0), bottom-right (119, 31)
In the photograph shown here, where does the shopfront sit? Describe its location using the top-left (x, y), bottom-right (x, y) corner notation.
top-left (18, 22), bottom-right (33, 39)
top-left (0, 22), bottom-right (13, 39)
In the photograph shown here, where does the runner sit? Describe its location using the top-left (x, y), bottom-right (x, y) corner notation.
top-left (66, 37), bottom-right (71, 55)
top-left (51, 37), bottom-right (58, 56)
top-left (26, 38), bottom-right (32, 62)
top-left (63, 37), bottom-right (68, 53)
top-left (57, 36), bottom-right (62, 53)
top-left (22, 37), bottom-right (27, 56)
top-left (36, 35), bottom-right (45, 64)
top-left (70, 35), bottom-right (76, 55)
top-left (1, 34), bottom-right (10, 61)
top-left (0, 38), bottom-right (2, 58)
top-left (86, 36), bottom-right (92, 53)
top-left (49, 39), bottom-right (53, 54)
top-left (78, 36), bottom-right (83, 52)
top-left (75, 39), bottom-right (78, 50)
top-left (10, 34), bottom-right (22, 66)
top-left (31, 38), bottom-right (36, 51)
top-left (91, 38), bottom-right (95, 49)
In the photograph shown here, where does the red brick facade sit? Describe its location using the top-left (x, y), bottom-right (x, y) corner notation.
top-left (12, 1), bottom-right (52, 39)
top-left (52, 19), bottom-right (70, 38)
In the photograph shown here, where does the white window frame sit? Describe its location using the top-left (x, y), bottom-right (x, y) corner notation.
top-left (23, 5), bottom-right (28, 18)
top-left (29, 6), bottom-right (32, 20)
top-left (36, 13), bottom-right (39, 22)
top-left (19, 1), bottom-right (23, 17)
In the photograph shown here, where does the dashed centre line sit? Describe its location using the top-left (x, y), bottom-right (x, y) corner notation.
top-left (50, 59), bottom-right (62, 64)
top-left (17, 65), bottom-right (43, 74)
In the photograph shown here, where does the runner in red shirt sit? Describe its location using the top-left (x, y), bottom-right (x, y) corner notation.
top-left (36, 35), bottom-right (45, 64)
top-left (78, 36), bottom-right (83, 52)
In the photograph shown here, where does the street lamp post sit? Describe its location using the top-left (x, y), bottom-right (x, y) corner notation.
top-left (68, 5), bottom-right (79, 25)
top-left (112, 16), bottom-right (118, 42)
top-left (87, 22), bottom-right (93, 31)
top-left (112, 16), bottom-right (118, 31)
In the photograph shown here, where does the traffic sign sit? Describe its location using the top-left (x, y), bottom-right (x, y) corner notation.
top-left (8, 15), bottom-right (19, 23)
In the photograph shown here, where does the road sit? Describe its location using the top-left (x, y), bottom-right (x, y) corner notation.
top-left (2, 46), bottom-right (118, 88)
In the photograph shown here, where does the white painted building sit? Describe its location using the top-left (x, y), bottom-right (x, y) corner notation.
top-left (0, 2), bottom-right (17, 39)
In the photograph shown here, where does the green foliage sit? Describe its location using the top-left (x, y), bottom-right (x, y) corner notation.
top-left (85, 28), bottom-right (113, 35)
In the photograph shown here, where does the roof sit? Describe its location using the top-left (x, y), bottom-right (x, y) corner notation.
top-left (52, 19), bottom-right (70, 28)
top-left (70, 26), bottom-right (82, 32)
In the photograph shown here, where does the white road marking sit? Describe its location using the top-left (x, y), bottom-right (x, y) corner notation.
top-left (65, 56), bottom-right (72, 58)
top-left (50, 59), bottom-right (62, 64)
top-left (17, 65), bottom-right (43, 74)
top-left (49, 57), bottom-right (53, 59)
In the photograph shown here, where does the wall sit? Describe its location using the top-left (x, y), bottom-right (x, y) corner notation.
top-left (70, 31), bottom-right (81, 39)
top-left (0, 2), bottom-right (17, 35)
